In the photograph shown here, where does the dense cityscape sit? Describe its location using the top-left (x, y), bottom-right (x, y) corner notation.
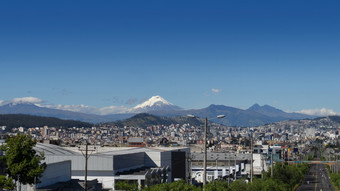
top-left (2, 115), bottom-right (339, 148)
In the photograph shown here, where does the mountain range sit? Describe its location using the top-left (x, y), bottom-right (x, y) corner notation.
top-left (0, 96), bottom-right (315, 127)
top-left (0, 114), bottom-right (92, 129)
top-left (105, 113), bottom-right (202, 128)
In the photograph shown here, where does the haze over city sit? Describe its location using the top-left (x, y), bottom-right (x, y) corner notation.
top-left (1, 1), bottom-right (340, 116)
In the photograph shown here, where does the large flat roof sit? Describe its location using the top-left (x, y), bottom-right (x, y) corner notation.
top-left (34, 143), bottom-right (79, 155)
top-left (35, 143), bottom-right (189, 156)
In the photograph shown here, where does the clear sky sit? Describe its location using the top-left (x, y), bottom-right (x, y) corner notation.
top-left (1, 0), bottom-right (340, 115)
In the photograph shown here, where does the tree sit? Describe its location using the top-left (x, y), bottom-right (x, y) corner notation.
top-left (115, 180), bottom-right (138, 191)
top-left (204, 180), bottom-right (229, 191)
top-left (228, 180), bottom-right (248, 191)
top-left (0, 176), bottom-right (15, 190)
top-left (248, 178), bottom-right (287, 191)
top-left (0, 133), bottom-right (46, 191)
top-left (142, 180), bottom-right (200, 191)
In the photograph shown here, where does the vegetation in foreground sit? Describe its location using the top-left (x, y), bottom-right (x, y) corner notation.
top-left (326, 165), bottom-right (340, 191)
top-left (0, 133), bottom-right (46, 191)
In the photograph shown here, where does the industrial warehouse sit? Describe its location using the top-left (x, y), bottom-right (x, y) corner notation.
top-left (32, 143), bottom-right (190, 190)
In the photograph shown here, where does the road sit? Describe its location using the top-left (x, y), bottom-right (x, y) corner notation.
top-left (297, 164), bottom-right (335, 191)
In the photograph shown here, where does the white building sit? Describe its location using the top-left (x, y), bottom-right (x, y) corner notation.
top-left (191, 152), bottom-right (249, 183)
top-left (245, 153), bottom-right (268, 176)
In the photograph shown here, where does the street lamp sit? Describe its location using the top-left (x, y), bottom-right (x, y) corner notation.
top-left (228, 153), bottom-right (231, 185)
top-left (187, 114), bottom-right (225, 189)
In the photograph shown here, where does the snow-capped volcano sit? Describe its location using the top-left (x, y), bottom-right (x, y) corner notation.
top-left (132, 95), bottom-right (182, 113)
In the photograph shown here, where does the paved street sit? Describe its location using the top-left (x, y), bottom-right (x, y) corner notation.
top-left (297, 164), bottom-right (335, 191)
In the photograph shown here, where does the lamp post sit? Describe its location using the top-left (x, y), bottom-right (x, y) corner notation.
top-left (215, 157), bottom-right (218, 181)
top-left (187, 114), bottom-right (225, 190)
top-left (203, 117), bottom-right (208, 188)
top-left (234, 154), bottom-right (237, 181)
top-left (228, 153), bottom-right (230, 186)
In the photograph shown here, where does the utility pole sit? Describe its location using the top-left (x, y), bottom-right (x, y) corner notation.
top-left (186, 114), bottom-right (225, 190)
top-left (203, 117), bottom-right (207, 190)
top-left (250, 133), bottom-right (253, 183)
top-left (281, 147), bottom-right (284, 168)
top-left (234, 154), bottom-right (237, 181)
top-left (215, 158), bottom-right (218, 181)
top-left (79, 141), bottom-right (96, 191)
top-left (271, 151), bottom-right (273, 177)
top-left (228, 153), bottom-right (231, 185)
top-left (188, 154), bottom-right (192, 184)
top-left (337, 155), bottom-right (339, 174)
top-left (228, 153), bottom-right (230, 185)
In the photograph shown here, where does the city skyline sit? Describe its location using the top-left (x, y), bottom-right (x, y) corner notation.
top-left (1, 1), bottom-right (340, 116)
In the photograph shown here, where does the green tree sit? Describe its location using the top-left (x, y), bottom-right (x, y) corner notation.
top-left (262, 162), bottom-right (308, 191)
top-left (0, 133), bottom-right (46, 191)
top-left (204, 180), bottom-right (229, 191)
top-left (142, 180), bottom-right (200, 191)
top-left (0, 176), bottom-right (15, 190)
top-left (249, 178), bottom-right (287, 191)
top-left (228, 180), bottom-right (248, 191)
top-left (115, 180), bottom-right (138, 191)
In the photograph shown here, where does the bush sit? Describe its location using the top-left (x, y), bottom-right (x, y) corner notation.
top-left (142, 180), bottom-right (200, 191)
top-left (204, 180), bottom-right (229, 191)
top-left (115, 180), bottom-right (138, 191)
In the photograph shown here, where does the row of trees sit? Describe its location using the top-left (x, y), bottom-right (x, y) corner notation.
top-left (326, 165), bottom-right (340, 190)
top-left (329, 172), bottom-right (340, 190)
top-left (0, 133), bottom-right (46, 191)
top-left (115, 162), bottom-right (309, 191)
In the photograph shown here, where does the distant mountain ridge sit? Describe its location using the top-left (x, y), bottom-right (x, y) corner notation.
top-left (105, 113), bottom-right (201, 128)
top-left (247, 104), bottom-right (312, 119)
top-left (0, 103), bottom-right (111, 123)
top-left (0, 114), bottom-right (92, 130)
top-left (0, 103), bottom-right (136, 123)
top-left (108, 113), bottom-right (336, 129)
top-left (0, 97), bottom-right (316, 127)
top-left (148, 104), bottom-right (314, 127)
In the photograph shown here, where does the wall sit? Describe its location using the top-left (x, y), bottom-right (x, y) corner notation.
top-left (36, 160), bottom-right (72, 188)
top-left (44, 154), bottom-right (114, 171)
top-left (171, 151), bottom-right (186, 181)
top-left (113, 152), bottom-right (145, 174)
top-left (145, 151), bottom-right (161, 167)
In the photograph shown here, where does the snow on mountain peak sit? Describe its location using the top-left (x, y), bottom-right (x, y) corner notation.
top-left (134, 95), bottom-right (173, 109)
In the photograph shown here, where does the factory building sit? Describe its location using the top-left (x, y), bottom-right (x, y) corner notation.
top-left (34, 143), bottom-right (190, 190)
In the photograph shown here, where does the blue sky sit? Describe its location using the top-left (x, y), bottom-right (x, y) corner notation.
top-left (1, 1), bottom-right (340, 115)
